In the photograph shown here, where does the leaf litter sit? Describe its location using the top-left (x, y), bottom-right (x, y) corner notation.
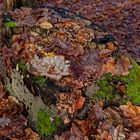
top-left (0, 2), bottom-right (140, 140)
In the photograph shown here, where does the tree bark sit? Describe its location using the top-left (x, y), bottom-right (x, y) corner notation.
top-left (4, 0), bottom-right (31, 11)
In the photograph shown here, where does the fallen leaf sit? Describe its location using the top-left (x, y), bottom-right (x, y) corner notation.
top-left (96, 129), bottom-right (112, 140)
top-left (39, 21), bottom-right (53, 29)
top-left (128, 132), bottom-right (140, 140)
top-left (119, 101), bottom-right (140, 118)
top-left (113, 125), bottom-right (126, 140)
top-left (25, 128), bottom-right (40, 140)
top-left (0, 96), bottom-right (23, 117)
top-left (99, 49), bottom-right (113, 58)
top-left (75, 119), bottom-right (91, 135)
top-left (115, 56), bottom-right (130, 76)
top-left (72, 95), bottom-right (85, 112)
top-left (0, 80), bottom-right (5, 99)
top-left (106, 42), bottom-right (116, 50)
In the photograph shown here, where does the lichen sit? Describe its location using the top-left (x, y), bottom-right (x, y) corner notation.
top-left (5, 70), bottom-right (48, 122)
top-left (4, 70), bottom-right (62, 136)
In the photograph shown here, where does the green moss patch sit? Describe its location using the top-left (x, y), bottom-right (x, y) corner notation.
top-left (18, 61), bottom-right (27, 74)
top-left (33, 76), bottom-right (47, 87)
top-left (4, 20), bottom-right (17, 28)
top-left (36, 110), bottom-right (61, 136)
top-left (119, 60), bottom-right (140, 104)
top-left (91, 59), bottom-right (140, 105)
top-left (93, 73), bottom-right (113, 101)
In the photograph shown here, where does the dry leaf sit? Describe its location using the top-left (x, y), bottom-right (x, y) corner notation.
top-left (99, 49), bottom-right (113, 58)
top-left (72, 95), bottom-right (85, 112)
top-left (96, 129), bottom-right (112, 140)
top-left (75, 119), bottom-right (91, 135)
top-left (25, 128), bottom-right (40, 140)
top-left (113, 125), bottom-right (126, 140)
top-left (119, 101), bottom-right (140, 118)
top-left (106, 42), bottom-right (116, 50)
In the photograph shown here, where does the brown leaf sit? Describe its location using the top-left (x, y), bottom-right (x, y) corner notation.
top-left (25, 128), bottom-right (40, 140)
top-left (113, 125), bottom-right (126, 140)
top-left (0, 114), bottom-right (27, 139)
top-left (106, 42), bottom-right (116, 50)
top-left (39, 17), bottom-right (53, 29)
top-left (0, 96), bottom-right (24, 117)
top-left (99, 49), bottom-right (113, 58)
top-left (100, 57), bottom-right (116, 75)
top-left (120, 102), bottom-right (140, 130)
top-left (100, 56), bottom-right (130, 76)
top-left (72, 95), bottom-right (85, 112)
top-left (75, 119), bottom-right (91, 135)
top-left (71, 122), bottom-right (84, 138)
top-left (96, 130), bottom-right (112, 140)
top-left (115, 56), bottom-right (130, 76)
top-left (39, 21), bottom-right (53, 29)
top-left (0, 80), bottom-right (5, 99)
top-left (128, 132), bottom-right (140, 140)
top-left (119, 101), bottom-right (140, 118)
top-left (130, 114), bottom-right (140, 128)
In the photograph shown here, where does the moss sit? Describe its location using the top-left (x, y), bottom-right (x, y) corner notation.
top-left (18, 61), bottom-right (27, 74)
top-left (4, 19), bottom-right (17, 28)
top-left (5, 70), bottom-right (61, 136)
top-left (119, 60), bottom-right (140, 104)
top-left (36, 110), bottom-right (61, 136)
top-left (93, 60), bottom-right (140, 105)
top-left (93, 73), bottom-right (114, 101)
top-left (33, 76), bottom-right (47, 87)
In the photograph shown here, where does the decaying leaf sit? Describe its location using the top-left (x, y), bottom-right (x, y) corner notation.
top-left (74, 119), bottom-right (91, 135)
top-left (0, 96), bottom-right (24, 117)
top-left (39, 21), bottom-right (53, 29)
top-left (25, 128), bottom-right (40, 140)
top-left (1, 3), bottom-right (140, 139)
top-left (119, 101), bottom-right (140, 118)
top-left (95, 130), bottom-right (112, 140)
top-left (0, 80), bottom-right (5, 99)
top-left (113, 125), bottom-right (126, 140)
top-left (38, 17), bottom-right (53, 29)
top-left (72, 95), bottom-right (85, 112)
top-left (120, 102), bottom-right (140, 129)
top-left (100, 55), bottom-right (130, 76)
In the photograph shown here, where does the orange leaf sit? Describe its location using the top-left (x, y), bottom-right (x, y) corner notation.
top-left (120, 101), bottom-right (140, 118)
top-left (73, 95), bottom-right (85, 111)
top-left (75, 120), bottom-right (91, 135)
top-left (25, 128), bottom-right (40, 140)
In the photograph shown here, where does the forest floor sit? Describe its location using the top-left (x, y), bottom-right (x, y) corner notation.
top-left (0, 0), bottom-right (140, 140)
top-left (39, 0), bottom-right (140, 62)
